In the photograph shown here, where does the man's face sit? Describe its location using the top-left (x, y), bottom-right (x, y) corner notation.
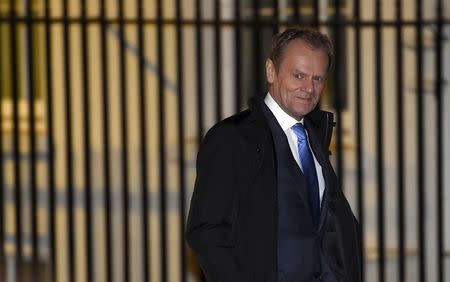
top-left (266, 39), bottom-right (329, 121)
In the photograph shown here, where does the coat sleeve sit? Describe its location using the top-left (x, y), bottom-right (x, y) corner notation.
top-left (185, 126), bottom-right (247, 282)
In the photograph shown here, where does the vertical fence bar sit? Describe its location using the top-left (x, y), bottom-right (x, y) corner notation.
top-left (175, 0), bottom-right (187, 281)
top-left (195, 0), bottom-right (204, 143)
top-left (272, 0), bottom-right (279, 35)
top-left (117, 1), bottom-right (130, 281)
top-left (0, 9), bottom-right (3, 276)
top-left (293, 0), bottom-right (300, 25)
top-left (62, 0), bottom-right (76, 281)
top-left (193, 18), bottom-right (205, 282)
top-left (333, 0), bottom-right (344, 190)
top-left (156, 0), bottom-right (168, 281)
top-left (44, 0), bottom-right (56, 281)
top-left (0, 1), bottom-right (5, 276)
top-left (353, 0), bottom-right (364, 280)
top-left (252, 0), bottom-right (262, 95)
top-left (137, 0), bottom-right (150, 281)
top-left (8, 1), bottom-right (23, 279)
top-left (435, 0), bottom-right (444, 281)
top-left (214, 0), bottom-right (222, 122)
top-left (100, 1), bottom-right (113, 281)
top-left (194, 0), bottom-right (205, 275)
top-left (80, 1), bottom-right (93, 282)
top-left (395, 0), bottom-right (406, 280)
top-left (375, 1), bottom-right (385, 281)
top-left (233, 0), bottom-right (242, 112)
top-left (25, 0), bottom-right (38, 280)
top-left (313, 0), bottom-right (319, 28)
top-left (415, 0), bottom-right (425, 280)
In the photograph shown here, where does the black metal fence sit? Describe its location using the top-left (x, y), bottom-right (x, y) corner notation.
top-left (0, 0), bottom-right (449, 281)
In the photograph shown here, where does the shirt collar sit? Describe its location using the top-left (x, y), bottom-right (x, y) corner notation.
top-left (264, 92), bottom-right (303, 131)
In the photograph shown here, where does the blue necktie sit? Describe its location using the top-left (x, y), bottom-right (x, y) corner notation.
top-left (292, 123), bottom-right (320, 227)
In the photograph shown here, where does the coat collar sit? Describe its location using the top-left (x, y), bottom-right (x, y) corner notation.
top-left (248, 95), bottom-right (330, 129)
top-left (248, 95), bottom-right (334, 148)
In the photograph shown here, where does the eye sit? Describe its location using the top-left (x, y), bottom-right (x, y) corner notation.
top-left (313, 76), bottom-right (325, 83)
top-left (293, 72), bottom-right (305, 79)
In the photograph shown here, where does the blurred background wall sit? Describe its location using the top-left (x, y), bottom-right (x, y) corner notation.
top-left (0, 0), bottom-right (449, 281)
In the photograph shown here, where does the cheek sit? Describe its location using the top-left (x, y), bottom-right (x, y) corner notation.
top-left (281, 78), bottom-right (300, 92)
top-left (316, 83), bottom-right (325, 92)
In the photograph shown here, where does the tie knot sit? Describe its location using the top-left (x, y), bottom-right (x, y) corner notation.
top-left (292, 123), bottom-right (307, 141)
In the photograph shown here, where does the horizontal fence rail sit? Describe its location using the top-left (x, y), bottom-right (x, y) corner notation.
top-left (0, 0), bottom-right (449, 282)
top-left (0, 17), bottom-right (450, 25)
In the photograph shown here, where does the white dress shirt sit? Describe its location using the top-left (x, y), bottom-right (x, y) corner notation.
top-left (264, 93), bottom-right (325, 204)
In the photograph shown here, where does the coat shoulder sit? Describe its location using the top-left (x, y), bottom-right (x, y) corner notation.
top-left (215, 109), bottom-right (253, 128)
top-left (203, 109), bottom-right (254, 139)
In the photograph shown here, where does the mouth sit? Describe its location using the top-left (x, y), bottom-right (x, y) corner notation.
top-left (295, 95), bottom-right (312, 102)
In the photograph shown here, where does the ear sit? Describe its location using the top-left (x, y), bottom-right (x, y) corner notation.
top-left (265, 59), bottom-right (276, 84)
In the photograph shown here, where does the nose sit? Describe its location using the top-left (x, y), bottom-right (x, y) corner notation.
top-left (301, 77), bottom-right (314, 93)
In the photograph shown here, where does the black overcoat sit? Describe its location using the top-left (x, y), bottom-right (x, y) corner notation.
top-left (186, 97), bottom-right (361, 282)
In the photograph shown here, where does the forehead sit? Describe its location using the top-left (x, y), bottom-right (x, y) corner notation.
top-left (280, 39), bottom-right (329, 73)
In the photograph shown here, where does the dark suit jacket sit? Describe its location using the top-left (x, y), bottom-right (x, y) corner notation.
top-left (186, 96), bottom-right (361, 282)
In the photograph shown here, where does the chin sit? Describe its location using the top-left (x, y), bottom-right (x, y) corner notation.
top-left (293, 107), bottom-right (312, 117)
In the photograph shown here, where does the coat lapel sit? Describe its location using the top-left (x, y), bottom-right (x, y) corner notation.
top-left (304, 117), bottom-right (340, 230)
top-left (236, 109), bottom-right (273, 194)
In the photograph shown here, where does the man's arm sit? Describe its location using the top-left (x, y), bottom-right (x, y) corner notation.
top-left (185, 126), bottom-right (245, 281)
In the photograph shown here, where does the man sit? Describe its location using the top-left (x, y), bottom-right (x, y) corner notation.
top-left (186, 28), bottom-right (361, 282)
